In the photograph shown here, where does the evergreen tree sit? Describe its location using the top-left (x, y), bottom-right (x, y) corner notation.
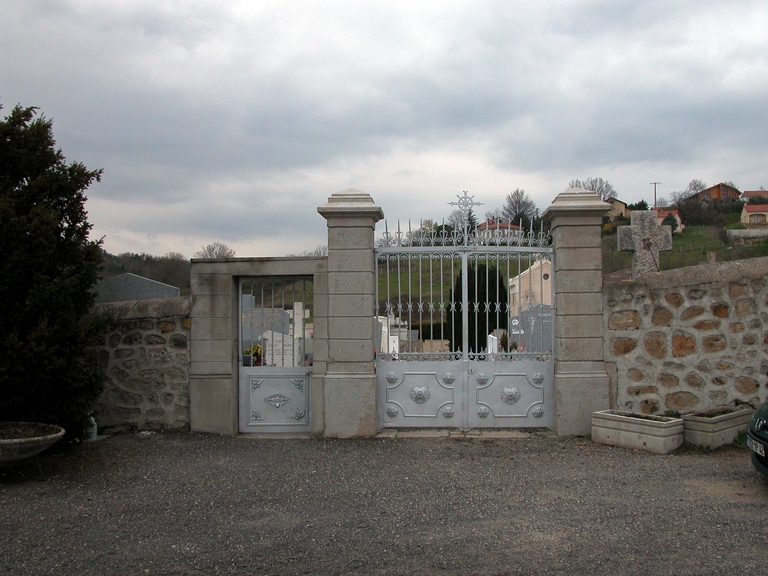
top-left (0, 105), bottom-right (104, 440)
top-left (661, 212), bottom-right (678, 233)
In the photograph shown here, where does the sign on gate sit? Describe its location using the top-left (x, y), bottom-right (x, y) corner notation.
top-left (375, 192), bottom-right (554, 429)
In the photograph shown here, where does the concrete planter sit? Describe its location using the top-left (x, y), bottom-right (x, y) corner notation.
top-left (0, 422), bottom-right (65, 463)
top-left (592, 410), bottom-right (684, 454)
top-left (682, 406), bottom-right (753, 449)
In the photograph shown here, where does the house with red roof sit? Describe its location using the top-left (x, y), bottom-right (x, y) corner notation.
top-left (653, 208), bottom-right (685, 233)
top-left (741, 190), bottom-right (768, 201)
top-left (741, 204), bottom-right (768, 228)
top-left (476, 218), bottom-right (521, 232)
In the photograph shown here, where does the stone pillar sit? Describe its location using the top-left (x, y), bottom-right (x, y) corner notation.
top-left (542, 188), bottom-right (612, 436)
top-left (317, 189), bottom-right (384, 437)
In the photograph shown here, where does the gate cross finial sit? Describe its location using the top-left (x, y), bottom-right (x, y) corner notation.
top-left (449, 191), bottom-right (482, 213)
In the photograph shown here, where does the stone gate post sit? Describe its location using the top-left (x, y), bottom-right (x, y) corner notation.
top-left (542, 188), bottom-right (612, 435)
top-left (317, 189), bottom-right (384, 437)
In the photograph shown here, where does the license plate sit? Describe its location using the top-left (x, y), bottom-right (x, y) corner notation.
top-left (747, 436), bottom-right (766, 457)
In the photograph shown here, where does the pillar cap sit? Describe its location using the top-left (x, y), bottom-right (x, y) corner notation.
top-left (318, 188), bottom-right (384, 221)
top-left (542, 188), bottom-right (612, 221)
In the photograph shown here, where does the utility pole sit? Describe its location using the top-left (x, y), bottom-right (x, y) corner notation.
top-left (650, 182), bottom-right (661, 208)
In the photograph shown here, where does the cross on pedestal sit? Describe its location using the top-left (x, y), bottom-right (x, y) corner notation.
top-left (617, 211), bottom-right (672, 278)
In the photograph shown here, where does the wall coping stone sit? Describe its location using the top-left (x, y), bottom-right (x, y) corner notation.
top-left (94, 297), bottom-right (191, 319)
top-left (611, 256), bottom-right (768, 290)
top-left (317, 188), bottom-right (384, 221)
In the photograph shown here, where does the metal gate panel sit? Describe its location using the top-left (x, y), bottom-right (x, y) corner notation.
top-left (239, 367), bottom-right (310, 431)
top-left (239, 276), bottom-right (313, 433)
top-left (375, 192), bottom-right (554, 430)
top-left (469, 361), bottom-right (554, 428)
top-left (379, 359), bottom-right (462, 426)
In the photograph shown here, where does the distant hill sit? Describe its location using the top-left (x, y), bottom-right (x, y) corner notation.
top-left (99, 251), bottom-right (191, 296)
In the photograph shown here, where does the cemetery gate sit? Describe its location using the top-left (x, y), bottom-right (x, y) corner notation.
top-left (238, 276), bottom-right (313, 433)
top-left (375, 200), bottom-right (554, 430)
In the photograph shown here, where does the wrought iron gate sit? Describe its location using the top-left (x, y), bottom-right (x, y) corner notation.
top-left (239, 276), bottom-right (313, 433)
top-left (375, 193), bottom-right (554, 429)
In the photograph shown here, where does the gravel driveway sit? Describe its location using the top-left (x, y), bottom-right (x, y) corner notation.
top-left (1, 430), bottom-right (766, 575)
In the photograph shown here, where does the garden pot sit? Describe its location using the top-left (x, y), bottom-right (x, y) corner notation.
top-left (682, 406), bottom-right (753, 449)
top-left (592, 410), bottom-right (684, 454)
top-left (0, 422), bottom-right (65, 463)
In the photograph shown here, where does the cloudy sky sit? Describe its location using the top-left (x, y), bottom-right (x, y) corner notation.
top-left (3, 0), bottom-right (767, 257)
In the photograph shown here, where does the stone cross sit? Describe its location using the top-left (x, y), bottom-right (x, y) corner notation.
top-left (617, 211), bottom-right (672, 278)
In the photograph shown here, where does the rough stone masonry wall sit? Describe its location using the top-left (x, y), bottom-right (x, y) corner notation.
top-left (604, 258), bottom-right (768, 415)
top-left (92, 298), bottom-right (191, 432)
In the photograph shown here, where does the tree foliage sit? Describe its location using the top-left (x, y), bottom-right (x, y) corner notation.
top-left (193, 241), bottom-right (236, 259)
top-left (568, 177), bottom-right (617, 201)
top-left (0, 105), bottom-right (104, 440)
top-left (675, 198), bottom-right (726, 226)
top-left (447, 208), bottom-right (478, 233)
top-left (661, 213), bottom-right (678, 233)
top-left (501, 189), bottom-right (538, 228)
top-left (627, 200), bottom-right (649, 211)
top-left (100, 250), bottom-right (191, 295)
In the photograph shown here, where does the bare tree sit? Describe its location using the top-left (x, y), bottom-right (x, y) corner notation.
top-left (287, 244), bottom-right (328, 257)
top-left (193, 242), bottom-right (236, 259)
top-left (685, 179), bottom-right (707, 195)
top-left (568, 177), bottom-right (617, 201)
top-left (669, 179), bottom-right (708, 206)
top-left (484, 208), bottom-right (503, 221)
top-left (501, 189), bottom-right (538, 225)
top-left (447, 208), bottom-right (478, 232)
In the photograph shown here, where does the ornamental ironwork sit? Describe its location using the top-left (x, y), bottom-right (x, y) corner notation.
top-left (289, 410), bottom-right (306, 421)
top-left (250, 379), bottom-right (263, 392)
top-left (251, 411), bottom-right (265, 421)
top-left (292, 379), bottom-right (304, 392)
top-left (477, 406), bottom-right (490, 418)
top-left (501, 387), bottom-right (521, 405)
top-left (532, 406), bottom-right (545, 418)
top-left (442, 407), bottom-right (455, 418)
top-left (442, 373), bottom-right (455, 385)
top-left (264, 394), bottom-right (291, 409)
top-left (386, 406), bottom-right (399, 418)
top-left (532, 373), bottom-right (545, 385)
top-left (386, 372), bottom-right (399, 384)
top-left (410, 386), bottom-right (431, 404)
top-left (476, 373), bottom-right (489, 385)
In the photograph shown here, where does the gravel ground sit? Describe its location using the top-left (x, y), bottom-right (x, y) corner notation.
top-left (1, 430), bottom-right (767, 576)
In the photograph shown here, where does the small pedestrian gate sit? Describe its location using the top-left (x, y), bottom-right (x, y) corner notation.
top-left (238, 276), bottom-right (313, 433)
top-left (375, 194), bottom-right (554, 429)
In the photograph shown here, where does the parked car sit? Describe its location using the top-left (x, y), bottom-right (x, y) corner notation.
top-left (747, 400), bottom-right (768, 478)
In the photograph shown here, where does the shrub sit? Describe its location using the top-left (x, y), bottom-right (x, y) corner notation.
top-left (0, 105), bottom-right (104, 441)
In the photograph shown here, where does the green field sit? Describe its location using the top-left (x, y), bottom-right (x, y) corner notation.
top-left (602, 224), bottom-right (768, 274)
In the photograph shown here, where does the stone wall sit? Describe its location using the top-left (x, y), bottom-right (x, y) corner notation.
top-left (604, 258), bottom-right (768, 415)
top-left (92, 298), bottom-right (191, 432)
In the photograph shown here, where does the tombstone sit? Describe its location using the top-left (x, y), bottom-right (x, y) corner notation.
top-left (617, 211), bottom-right (672, 278)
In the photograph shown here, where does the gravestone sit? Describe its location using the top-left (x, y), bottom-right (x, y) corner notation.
top-left (617, 211), bottom-right (672, 278)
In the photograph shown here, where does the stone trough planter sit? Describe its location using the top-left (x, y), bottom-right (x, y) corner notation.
top-left (682, 406), bottom-right (754, 450)
top-left (592, 410), bottom-right (684, 454)
top-left (0, 422), bottom-right (65, 464)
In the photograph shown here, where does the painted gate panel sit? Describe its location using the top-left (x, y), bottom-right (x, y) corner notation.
top-left (238, 276), bottom-right (313, 433)
top-left (239, 367), bottom-right (311, 432)
top-left (468, 361), bottom-right (554, 428)
top-left (379, 360), bottom-right (461, 426)
top-left (375, 192), bottom-right (554, 430)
